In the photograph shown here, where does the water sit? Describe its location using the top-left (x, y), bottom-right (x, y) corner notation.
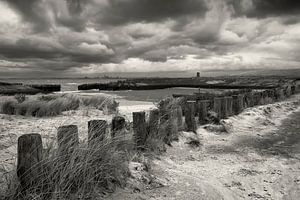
top-left (0, 78), bottom-right (120, 92)
top-left (0, 78), bottom-right (203, 102)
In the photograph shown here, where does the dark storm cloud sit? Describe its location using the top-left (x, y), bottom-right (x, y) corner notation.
top-left (0, 35), bottom-right (115, 71)
top-left (58, 0), bottom-right (89, 31)
top-left (6, 0), bottom-right (89, 32)
top-left (5, 0), bottom-right (51, 31)
top-left (97, 0), bottom-right (208, 25)
top-left (1, 0), bottom-right (300, 77)
top-left (66, 0), bottom-right (84, 15)
top-left (232, 0), bottom-right (300, 18)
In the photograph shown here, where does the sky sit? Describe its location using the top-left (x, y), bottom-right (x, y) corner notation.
top-left (0, 0), bottom-right (300, 78)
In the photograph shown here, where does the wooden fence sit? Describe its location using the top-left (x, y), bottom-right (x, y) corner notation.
top-left (16, 83), bottom-right (296, 191)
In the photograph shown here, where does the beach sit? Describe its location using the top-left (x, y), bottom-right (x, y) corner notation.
top-left (0, 87), bottom-right (299, 199)
top-left (0, 92), bottom-right (155, 194)
top-left (108, 94), bottom-right (300, 200)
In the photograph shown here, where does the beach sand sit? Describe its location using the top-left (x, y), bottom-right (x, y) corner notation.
top-left (0, 95), bottom-right (155, 194)
top-left (108, 94), bottom-right (300, 200)
top-left (0, 93), bottom-right (299, 199)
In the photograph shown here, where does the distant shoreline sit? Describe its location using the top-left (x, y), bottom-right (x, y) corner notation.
top-left (1, 68), bottom-right (300, 80)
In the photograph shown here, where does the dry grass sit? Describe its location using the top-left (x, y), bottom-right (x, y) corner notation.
top-left (0, 93), bottom-right (118, 117)
top-left (0, 96), bottom-right (184, 199)
top-left (2, 134), bottom-right (134, 200)
top-left (142, 96), bottom-right (184, 153)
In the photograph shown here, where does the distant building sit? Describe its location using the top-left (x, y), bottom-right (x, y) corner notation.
top-left (197, 72), bottom-right (200, 78)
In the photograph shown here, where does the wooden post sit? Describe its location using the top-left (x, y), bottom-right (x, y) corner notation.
top-left (17, 134), bottom-right (43, 191)
top-left (213, 98), bottom-right (222, 118)
top-left (275, 88), bottom-right (285, 100)
top-left (244, 92), bottom-right (254, 108)
top-left (198, 100), bottom-right (210, 125)
top-left (133, 111), bottom-right (147, 149)
top-left (297, 85), bottom-right (300, 93)
top-left (279, 88), bottom-right (285, 100)
top-left (176, 106), bottom-right (184, 131)
top-left (291, 85), bottom-right (296, 95)
top-left (168, 108), bottom-right (179, 141)
top-left (111, 116), bottom-right (126, 138)
top-left (258, 92), bottom-right (264, 105)
top-left (232, 95), bottom-right (244, 114)
top-left (185, 101), bottom-right (197, 132)
top-left (225, 96), bottom-right (233, 117)
top-left (88, 120), bottom-right (107, 144)
top-left (238, 94), bottom-right (245, 111)
top-left (262, 90), bottom-right (268, 105)
top-left (57, 125), bottom-right (79, 160)
top-left (148, 109), bottom-right (160, 137)
top-left (220, 97), bottom-right (228, 119)
top-left (181, 99), bottom-right (188, 116)
top-left (273, 88), bottom-right (279, 101)
top-left (253, 92), bottom-right (261, 106)
top-left (267, 89), bottom-right (275, 102)
top-left (284, 85), bottom-right (292, 97)
top-left (232, 95), bottom-right (239, 114)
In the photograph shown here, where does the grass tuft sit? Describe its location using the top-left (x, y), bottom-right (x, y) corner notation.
top-left (0, 98), bottom-right (17, 115)
top-left (0, 93), bottom-right (118, 117)
top-left (3, 135), bottom-right (133, 200)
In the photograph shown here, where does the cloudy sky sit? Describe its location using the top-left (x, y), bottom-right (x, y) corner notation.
top-left (0, 0), bottom-right (300, 78)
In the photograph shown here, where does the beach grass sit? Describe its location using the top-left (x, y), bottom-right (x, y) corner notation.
top-left (0, 95), bottom-right (184, 199)
top-left (0, 93), bottom-right (118, 117)
top-left (2, 133), bottom-right (134, 200)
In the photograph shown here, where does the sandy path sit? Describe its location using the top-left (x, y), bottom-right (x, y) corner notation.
top-left (109, 94), bottom-right (300, 200)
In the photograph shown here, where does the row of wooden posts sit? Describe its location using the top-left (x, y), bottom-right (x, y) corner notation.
top-left (17, 108), bottom-right (182, 192)
top-left (16, 84), bottom-right (296, 192)
top-left (17, 116), bottom-right (127, 193)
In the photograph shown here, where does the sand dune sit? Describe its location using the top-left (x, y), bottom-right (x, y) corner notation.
top-left (108, 94), bottom-right (300, 200)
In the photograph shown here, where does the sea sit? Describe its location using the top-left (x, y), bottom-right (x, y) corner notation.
top-left (1, 68), bottom-right (299, 102)
top-left (0, 78), bottom-right (201, 102)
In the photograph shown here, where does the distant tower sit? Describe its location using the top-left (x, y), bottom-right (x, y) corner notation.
top-left (196, 72), bottom-right (201, 93)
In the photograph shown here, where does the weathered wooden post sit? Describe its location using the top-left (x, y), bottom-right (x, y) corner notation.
top-left (225, 96), bottom-right (233, 116)
top-left (256, 92), bottom-right (263, 105)
top-left (213, 97), bottom-right (222, 118)
top-left (185, 101), bottom-right (197, 132)
top-left (244, 92), bottom-right (254, 108)
top-left (297, 85), bottom-right (300, 93)
top-left (181, 99), bottom-right (188, 116)
top-left (168, 108), bottom-right (179, 141)
top-left (238, 94), bottom-right (245, 111)
top-left (17, 134), bottom-right (43, 192)
top-left (148, 109), bottom-right (160, 137)
top-left (111, 116), bottom-right (126, 138)
top-left (261, 90), bottom-right (268, 105)
top-left (291, 85), bottom-right (296, 95)
top-left (273, 88), bottom-right (279, 101)
top-left (220, 97), bottom-right (228, 119)
top-left (57, 125), bottom-right (79, 160)
top-left (133, 111), bottom-right (147, 149)
top-left (253, 92), bottom-right (261, 106)
top-left (88, 120), bottom-right (107, 145)
top-left (232, 95), bottom-right (244, 115)
top-left (176, 106), bottom-right (184, 131)
top-left (267, 89), bottom-right (275, 102)
top-left (284, 85), bottom-right (292, 97)
top-left (232, 95), bottom-right (240, 114)
top-left (279, 88), bottom-right (285, 99)
top-left (274, 88), bottom-right (285, 100)
top-left (198, 100), bottom-right (210, 125)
